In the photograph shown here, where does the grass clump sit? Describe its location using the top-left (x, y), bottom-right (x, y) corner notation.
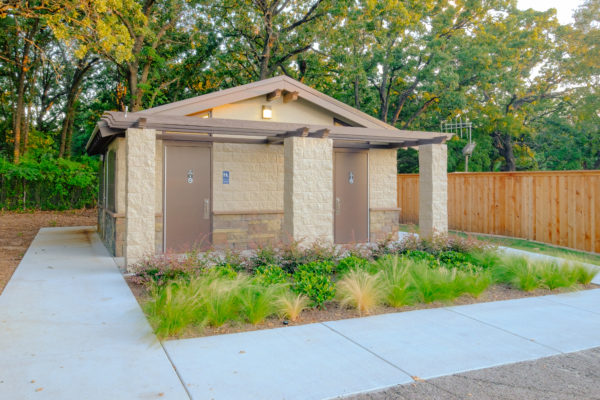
top-left (492, 256), bottom-right (542, 291)
top-left (410, 262), bottom-right (462, 303)
top-left (569, 263), bottom-right (598, 285)
top-left (376, 256), bottom-right (416, 307)
top-left (336, 269), bottom-right (384, 315)
top-left (202, 274), bottom-right (245, 327)
top-left (238, 283), bottom-right (284, 325)
top-left (409, 259), bottom-right (492, 303)
top-left (144, 279), bottom-right (205, 337)
top-left (277, 291), bottom-right (310, 321)
top-left (536, 261), bottom-right (577, 290)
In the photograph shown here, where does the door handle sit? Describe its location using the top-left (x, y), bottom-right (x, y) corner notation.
top-left (335, 197), bottom-right (341, 215)
top-left (203, 198), bottom-right (210, 219)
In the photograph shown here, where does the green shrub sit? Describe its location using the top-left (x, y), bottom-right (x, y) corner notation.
top-left (395, 233), bottom-right (491, 256)
top-left (254, 264), bottom-right (290, 285)
top-left (0, 155), bottom-right (98, 210)
top-left (402, 250), bottom-right (436, 264)
top-left (280, 241), bottom-right (338, 273)
top-left (335, 256), bottom-right (370, 276)
top-left (249, 246), bottom-right (279, 272)
top-left (376, 256), bottom-right (416, 307)
top-left (212, 249), bottom-right (246, 272)
top-left (438, 251), bottom-right (477, 270)
top-left (212, 264), bottom-right (239, 279)
top-left (292, 262), bottom-right (336, 308)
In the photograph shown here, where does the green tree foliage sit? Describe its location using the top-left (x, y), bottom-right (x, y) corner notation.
top-left (0, 0), bottom-right (598, 193)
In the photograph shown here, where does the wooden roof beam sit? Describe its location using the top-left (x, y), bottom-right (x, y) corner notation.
top-left (267, 127), bottom-right (310, 143)
top-left (266, 89), bottom-right (282, 101)
top-left (310, 128), bottom-right (330, 138)
top-left (283, 91), bottom-right (299, 103)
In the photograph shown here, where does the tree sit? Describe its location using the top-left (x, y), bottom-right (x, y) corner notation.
top-left (207, 0), bottom-right (340, 83)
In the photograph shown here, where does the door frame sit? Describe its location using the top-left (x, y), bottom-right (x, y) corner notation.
top-left (333, 148), bottom-right (370, 244)
top-left (163, 141), bottom-right (213, 252)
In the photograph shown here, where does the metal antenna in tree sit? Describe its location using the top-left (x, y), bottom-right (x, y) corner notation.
top-left (441, 117), bottom-right (475, 172)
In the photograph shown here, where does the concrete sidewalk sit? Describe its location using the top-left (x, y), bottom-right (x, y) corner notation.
top-left (2, 228), bottom-right (599, 400)
top-left (0, 227), bottom-right (189, 399)
top-left (164, 289), bottom-right (600, 400)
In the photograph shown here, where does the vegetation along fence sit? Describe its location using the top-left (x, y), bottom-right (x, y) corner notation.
top-left (397, 171), bottom-right (600, 254)
top-left (0, 157), bottom-right (98, 210)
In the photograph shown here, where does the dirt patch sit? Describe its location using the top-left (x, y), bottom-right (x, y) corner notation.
top-left (124, 276), bottom-right (598, 340)
top-left (0, 209), bottom-right (97, 294)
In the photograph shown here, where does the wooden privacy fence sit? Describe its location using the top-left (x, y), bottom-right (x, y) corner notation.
top-left (397, 171), bottom-right (600, 253)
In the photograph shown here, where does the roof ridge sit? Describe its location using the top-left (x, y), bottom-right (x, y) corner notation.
top-left (140, 75), bottom-right (396, 130)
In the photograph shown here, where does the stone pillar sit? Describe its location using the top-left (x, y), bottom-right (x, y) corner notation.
top-left (369, 148), bottom-right (400, 241)
top-left (419, 143), bottom-right (448, 237)
top-left (125, 128), bottom-right (156, 268)
top-left (283, 136), bottom-right (333, 244)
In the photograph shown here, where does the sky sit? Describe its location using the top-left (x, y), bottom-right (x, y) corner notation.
top-left (517, 0), bottom-right (585, 24)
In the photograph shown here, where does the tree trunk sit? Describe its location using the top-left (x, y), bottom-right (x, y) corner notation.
top-left (128, 63), bottom-right (140, 111)
top-left (494, 131), bottom-right (516, 171)
top-left (354, 75), bottom-right (360, 109)
top-left (13, 65), bottom-right (26, 163)
top-left (59, 57), bottom-right (97, 157)
top-left (378, 64), bottom-right (389, 122)
top-left (12, 19), bottom-right (38, 163)
top-left (259, 12), bottom-right (274, 80)
top-left (58, 96), bottom-right (75, 158)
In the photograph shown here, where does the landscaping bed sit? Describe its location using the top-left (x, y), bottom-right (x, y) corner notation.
top-left (127, 235), bottom-right (599, 340)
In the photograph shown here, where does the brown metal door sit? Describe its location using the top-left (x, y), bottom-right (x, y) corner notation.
top-left (334, 150), bottom-right (368, 243)
top-left (164, 144), bottom-right (211, 252)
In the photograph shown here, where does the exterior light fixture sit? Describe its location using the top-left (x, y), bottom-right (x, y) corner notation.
top-left (262, 105), bottom-right (272, 119)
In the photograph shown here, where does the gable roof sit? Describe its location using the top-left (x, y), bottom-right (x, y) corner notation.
top-left (140, 75), bottom-right (394, 130)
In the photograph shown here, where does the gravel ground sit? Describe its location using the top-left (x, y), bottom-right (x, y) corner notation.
top-left (348, 347), bottom-right (600, 400)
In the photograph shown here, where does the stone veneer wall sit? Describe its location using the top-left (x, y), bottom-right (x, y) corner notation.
top-left (370, 210), bottom-right (400, 241)
top-left (212, 212), bottom-right (283, 249)
top-left (283, 136), bottom-right (333, 244)
top-left (368, 148), bottom-right (400, 241)
top-left (368, 149), bottom-right (397, 208)
top-left (212, 143), bottom-right (284, 212)
top-left (125, 128), bottom-right (156, 266)
top-left (419, 143), bottom-right (448, 236)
